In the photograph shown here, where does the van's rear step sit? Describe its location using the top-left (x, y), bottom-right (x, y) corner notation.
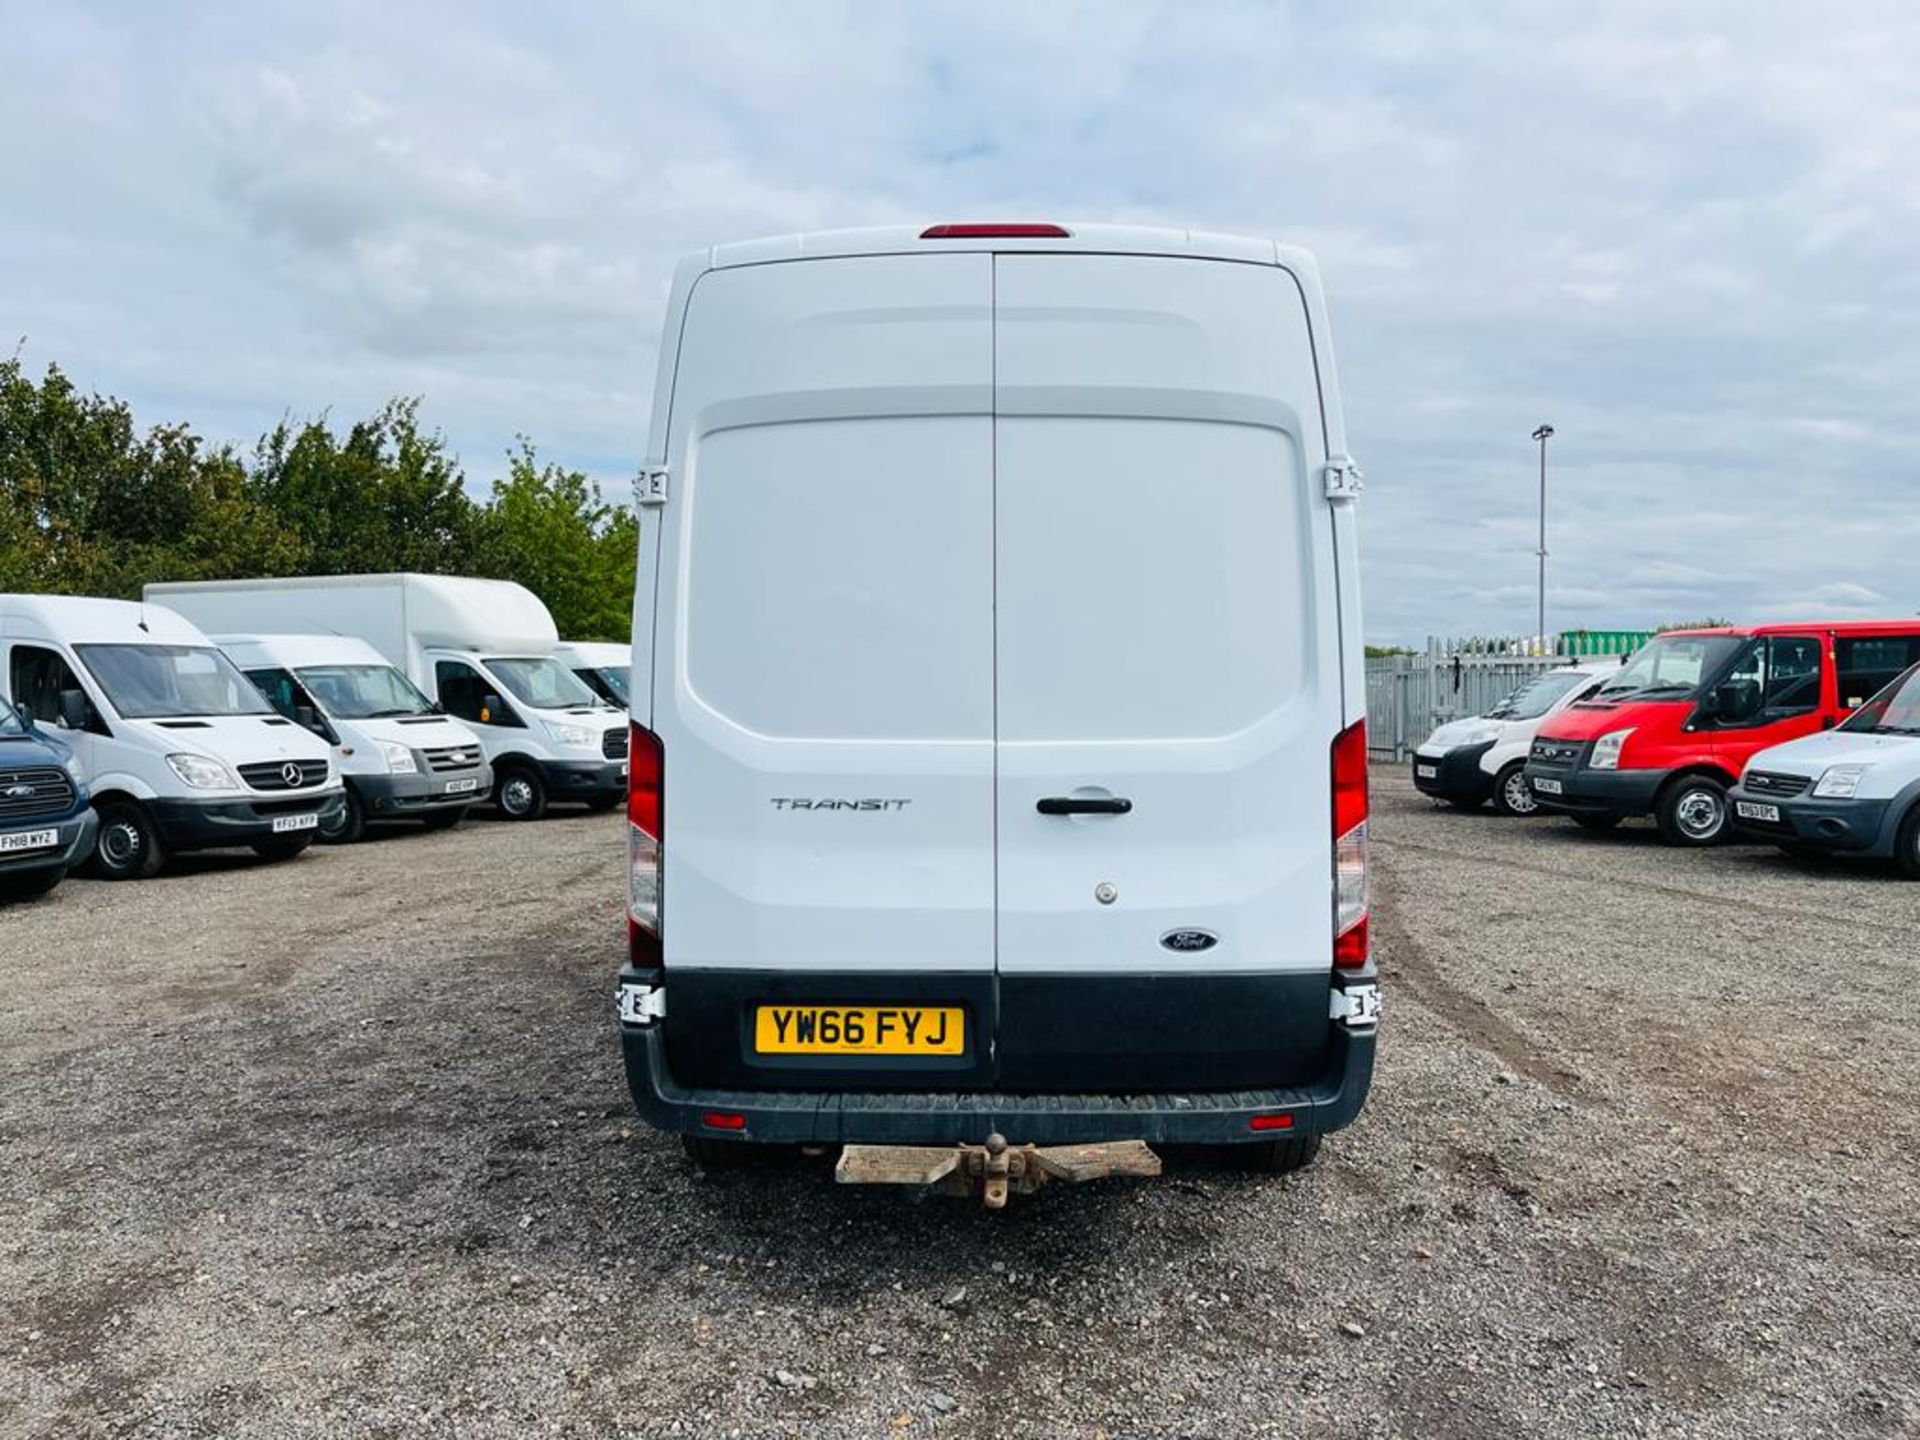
top-left (838, 1134), bottom-right (1160, 1209)
top-left (619, 1007), bottom-right (1375, 1146)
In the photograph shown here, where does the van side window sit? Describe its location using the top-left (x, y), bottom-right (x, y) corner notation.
top-left (1837, 637), bottom-right (1920, 710)
top-left (7, 645), bottom-right (108, 735)
top-left (1718, 636), bottom-right (1822, 725)
top-left (245, 667), bottom-right (302, 719)
top-left (436, 660), bottom-right (522, 727)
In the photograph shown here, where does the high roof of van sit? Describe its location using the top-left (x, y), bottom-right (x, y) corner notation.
top-left (1660, 620), bottom-right (1920, 639)
top-left (0, 593), bottom-right (210, 647)
top-left (209, 633), bottom-right (391, 670)
top-left (700, 224), bottom-right (1318, 274)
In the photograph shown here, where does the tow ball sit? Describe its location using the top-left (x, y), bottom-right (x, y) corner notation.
top-left (835, 1132), bottom-right (1161, 1209)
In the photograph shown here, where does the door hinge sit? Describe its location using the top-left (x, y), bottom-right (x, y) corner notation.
top-left (634, 465), bottom-right (670, 508)
top-left (617, 982), bottom-right (667, 1025)
top-left (1322, 455), bottom-right (1364, 503)
top-left (1330, 983), bottom-right (1380, 1032)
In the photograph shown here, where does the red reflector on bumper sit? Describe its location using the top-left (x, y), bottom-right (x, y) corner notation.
top-left (700, 1111), bottom-right (746, 1131)
top-left (1250, 1113), bottom-right (1295, 1132)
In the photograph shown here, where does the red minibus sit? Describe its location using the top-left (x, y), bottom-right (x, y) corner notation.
top-left (1522, 621), bottom-right (1920, 845)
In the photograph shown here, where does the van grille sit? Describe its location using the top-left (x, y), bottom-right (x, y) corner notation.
top-left (423, 745), bottom-right (482, 773)
top-left (602, 728), bottom-right (629, 761)
top-left (1744, 771), bottom-right (1812, 799)
top-left (238, 759), bottom-right (330, 791)
top-left (0, 767), bottom-right (75, 820)
top-left (1529, 739), bottom-right (1582, 768)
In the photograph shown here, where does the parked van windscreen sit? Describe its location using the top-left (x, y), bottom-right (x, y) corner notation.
top-left (1592, 635), bottom-right (1744, 701)
top-left (1839, 663), bottom-right (1920, 735)
top-left (487, 657), bottom-right (600, 711)
top-left (77, 644), bottom-right (275, 719)
top-left (584, 666), bottom-right (630, 705)
top-left (297, 664), bottom-right (435, 719)
top-left (1487, 669), bottom-right (1592, 720)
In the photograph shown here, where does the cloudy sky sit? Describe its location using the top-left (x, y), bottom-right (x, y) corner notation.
top-left (4, 2), bottom-right (1916, 644)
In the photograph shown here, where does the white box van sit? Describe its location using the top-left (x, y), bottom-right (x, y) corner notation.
top-left (0, 594), bottom-right (343, 878)
top-left (553, 641), bottom-right (632, 710)
top-left (147, 575), bottom-right (628, 821)
top-left (617, 223), bottom-right (1376, 1175)
top-left (213, 634), bottom-right (492, 842)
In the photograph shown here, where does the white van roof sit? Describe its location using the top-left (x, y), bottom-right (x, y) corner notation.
top-left (554, 640), bottom-right (630, 667)
top-left (697, 223), bottom-right (1316, 273)
top-left (0, 593), bottom-right (211, 647)
top-left (210, 633), bottom-right (393, 671)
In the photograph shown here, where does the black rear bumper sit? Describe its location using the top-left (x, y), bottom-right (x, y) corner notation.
top-left (618, 965), bottom-right (1376, 1146)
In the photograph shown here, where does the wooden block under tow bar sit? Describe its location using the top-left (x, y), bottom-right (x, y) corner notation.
top-left (836, 1145), bottom-right (965, 1188)
top-left (1030, 1140), bottom-right (1162, 1183)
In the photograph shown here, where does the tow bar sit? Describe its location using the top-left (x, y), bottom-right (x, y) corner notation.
top-left (835, 1132), bottom-right (1161, 1209)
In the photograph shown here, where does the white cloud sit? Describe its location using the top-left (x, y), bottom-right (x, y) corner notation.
top-left (2, 0), bottom-right (1917, 639)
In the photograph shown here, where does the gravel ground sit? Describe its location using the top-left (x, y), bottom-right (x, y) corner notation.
top-left (2, 781), bottom-right (1916, 1439)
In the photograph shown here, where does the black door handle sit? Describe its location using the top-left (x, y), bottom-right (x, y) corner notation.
top-left (1037, 796), bottom-right (1132, 816)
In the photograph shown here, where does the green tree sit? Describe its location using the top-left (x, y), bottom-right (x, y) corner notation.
top-left (472, 442), bottom-right (636, 640)
top-left (249, 398), bottom-right (480, 575)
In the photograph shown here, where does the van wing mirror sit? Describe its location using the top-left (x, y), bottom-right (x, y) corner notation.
top-left (58, 689), bottom-right (89, 730)
top-left (293, 703), bottom-right (324, 735)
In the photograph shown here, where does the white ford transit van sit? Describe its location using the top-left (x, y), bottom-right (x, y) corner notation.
top-left (148, 575), bottom-right (628, 821)
top-left (617, 223), bottom-right (1376, 1176)
top-left (1413, 659), bottom-right (1617, 815)
top-left (0, 594), bottom-right (343, 878)
top-left (553, 641), bottom-right (632, 710)
top-left (213, 634), bottom-right (492, 842)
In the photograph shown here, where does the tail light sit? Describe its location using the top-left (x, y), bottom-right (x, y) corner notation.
top-left (628, 722), bottom-right (663, 967)
top-left (920, 222), bottom-right (1071, 239)
top-left (1332, 719), bottom-right (1369, 969)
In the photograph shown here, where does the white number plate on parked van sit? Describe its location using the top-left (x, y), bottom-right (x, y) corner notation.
top-left (1415, 764), bottom-right (1438, 780)
top-left (272, 814), bottom-right (318, 834)
top-left (1532, 777), bottom-right (1563, 795)
top-left (1736, 800), bottom-right (1781, 824)
top-left (0, 828), bottom-right (59, 854)
top-left (443, 777), bottom-right (480, 794)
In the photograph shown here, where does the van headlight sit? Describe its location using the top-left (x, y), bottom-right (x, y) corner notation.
top-left (1813, 764), bottom-right (1868, 799)
top-left (1588, 728), bottom-right (1635, 770)
top-left (167, 753), bottom-right (239, 789)
top-left (545, 721), bottom-right (594, 749)
top-left (380, 742), bottom-right (418, 774)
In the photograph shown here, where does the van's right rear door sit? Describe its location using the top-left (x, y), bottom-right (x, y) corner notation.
top-left (650, 254), bottom-right (1000, 1092)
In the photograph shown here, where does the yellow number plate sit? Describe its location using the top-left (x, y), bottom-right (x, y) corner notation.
top-left (754, 1005), bottom-right (965, 1056)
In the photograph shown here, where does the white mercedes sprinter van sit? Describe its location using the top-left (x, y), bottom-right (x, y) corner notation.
top-left (553, 641), bottom-right (632, 709)
top-left (213, 634), bottom-right (492, 842)
top-left (0, 595), bottom-right (343, 878)
top-left (148, 575), bottom-right (628, 821)
top-left (618, 223), bottom-right (1375, 1174)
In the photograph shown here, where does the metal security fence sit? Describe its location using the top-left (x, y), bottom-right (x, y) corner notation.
top-left (1365, 637), bottom-right (1635, 761)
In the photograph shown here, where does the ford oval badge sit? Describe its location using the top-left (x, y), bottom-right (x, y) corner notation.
top-left (1160, 929), bottom-right (1218, 953)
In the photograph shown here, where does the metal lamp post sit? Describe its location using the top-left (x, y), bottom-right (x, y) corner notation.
top-left (1531, 424), bottom-right (1554, 654)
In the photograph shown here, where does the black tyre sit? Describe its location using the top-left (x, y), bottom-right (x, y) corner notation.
top-left (1572, 814), bottom-right (1621, 832)
top-left (317, 787), bottom-right (366, 845)
top-left (1239, 1132), bottom-right (1323, 1174)
top-left (0, 868), bottom-right (65, 903)
top-left (1656, 774), bottom-right (1731, 847)
top-left (1444, 797), bottom-right (1484, 812)
top-left (495, 766), bottom-right (547, 821)
top-left (93, 801), bottom-right (166, 880)
top-left (1490, 763), bottom-right (1541, 818)
top-left (251, 835), bottom-right (315, 862)
top-left (1896, 806), bottom-right (1920, 880)
top-left (420, 806), bottom-right (468, 832)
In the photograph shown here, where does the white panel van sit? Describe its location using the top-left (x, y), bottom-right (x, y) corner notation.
top-left (213, 634), bottom-right (492, 842)
top-left (147, 575), bottom-right (628, 821)
top-left (553, 641), bottom-right (632, 710)
top-left (0, 594), bottom-right (343, 878)
top-left (617, 223), bottom-right (1376, 1174)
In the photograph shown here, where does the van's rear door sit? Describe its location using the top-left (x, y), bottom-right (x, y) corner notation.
top-left (653, 254), bottom-right (999, 1089)
top-left (991, 253), bottom-right (1343, 1091)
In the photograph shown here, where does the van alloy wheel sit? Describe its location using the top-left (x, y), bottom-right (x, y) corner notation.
top-left (1493, 764), bottom-right (1538, 817)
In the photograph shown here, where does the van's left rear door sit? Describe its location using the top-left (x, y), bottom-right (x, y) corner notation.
top-left (651, 254), bottom-right (1000, 1091)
